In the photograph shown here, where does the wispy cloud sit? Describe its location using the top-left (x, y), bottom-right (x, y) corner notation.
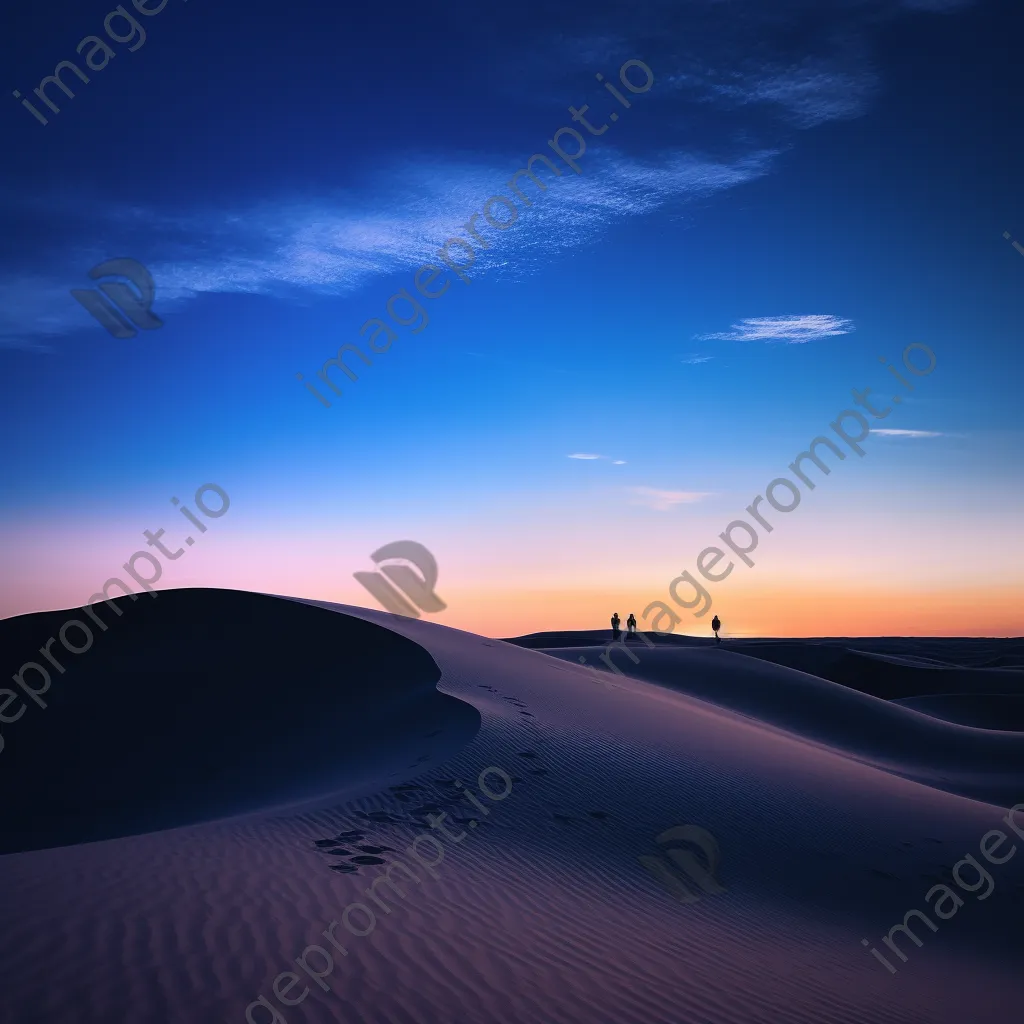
top-left (630, 487), bottom-right (712, 511)
top-left (681, 354), bottom-right (713, 364)
top-left (673, 55), bottom-right (881, 130)
top-left (871, 429), bottom-right (948, 438)
top-left (1, 147), bottom-right (778, 351)
top-left (568, 453), bottom-right (627, 464)
top-left (509, 0), bottom-right (938, 131)
top-left (700, 314), bottom-right (854, 343)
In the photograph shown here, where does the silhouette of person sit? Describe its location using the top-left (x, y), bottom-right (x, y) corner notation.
top-left (711, 614), bottom-right (721, 645)
top-left (626, 613), bottom-right (637, 636)
top-left (611, 612), bottom-right (621, 642)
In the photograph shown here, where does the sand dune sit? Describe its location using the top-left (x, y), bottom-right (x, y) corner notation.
top-left (1, 590), bottom-right (1021, 1024)
top-left (523, 639), bottom-right (1024, 806)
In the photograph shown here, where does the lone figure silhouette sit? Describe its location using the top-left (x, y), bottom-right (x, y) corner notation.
top-left (611, 612), bottom-right (621, 642)
top-left (626, 613), bottom-right (637, 636)
top-left (711, 614), bottom-right (721, 645)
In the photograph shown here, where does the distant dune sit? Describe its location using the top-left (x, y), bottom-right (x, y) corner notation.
top-left (1, 590), bottom-right (1022, 1024)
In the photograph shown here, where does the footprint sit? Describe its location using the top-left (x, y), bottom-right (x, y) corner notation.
top-left (519, 712), bottom-right (535, 717)
top-left (357, 845), bottom-right (394, 854)
top-left (325, 848), bottom-right (351, 856)
top-left (314, 839), bottom-right (339, 848)
top-left (351, 855), bottom-right (387, 866)
top-left (330, 864), bottom-right (358, 874)
top-left (588, 811), bottom-right (610, 820)
top-left (517, 751), bottom-right (538, 759)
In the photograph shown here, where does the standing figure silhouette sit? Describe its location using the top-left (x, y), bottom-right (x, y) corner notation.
top-left (611, 612), bottom-right (621, 642)
top-left (711, 614), bottom-right (721, 645)
top-left (626, 613), bottom-right (637, 636)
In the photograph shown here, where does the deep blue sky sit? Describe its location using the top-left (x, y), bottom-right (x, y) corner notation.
top-left (1, 0), bottom-right (1022, 634)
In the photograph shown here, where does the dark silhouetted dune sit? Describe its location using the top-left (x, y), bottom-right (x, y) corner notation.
top-left (0, 589), bottom-right (478, 853)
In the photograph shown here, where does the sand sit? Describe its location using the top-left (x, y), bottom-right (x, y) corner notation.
top-left (1, 588), bottom-right (1021, 1024)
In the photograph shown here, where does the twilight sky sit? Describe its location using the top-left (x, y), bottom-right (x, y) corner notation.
top-left (1, 0), bottom-right (1022, 637)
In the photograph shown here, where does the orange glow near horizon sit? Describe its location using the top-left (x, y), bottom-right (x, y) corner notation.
top-left (2, 514), bottom-right (1022, 641)
top-left (4, 578), bottom-right (1022, 641)
top-left (435, 584), bottom-right (1024, 639)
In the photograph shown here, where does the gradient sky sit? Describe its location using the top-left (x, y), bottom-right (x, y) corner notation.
top-left (1, 0), bottom-right (1022, 637)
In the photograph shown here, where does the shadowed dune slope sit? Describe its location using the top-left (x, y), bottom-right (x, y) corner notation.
top-left (0, 589), bottom-right (479, 853)
top-left (505, 633), bottom-right (1024, 699)
top-left (894, 693), bottom-right (1024, 731)
top-left (716, 640), bottom-right (1024, 699)
top-left (534, 643), bottom-right (1024, 805)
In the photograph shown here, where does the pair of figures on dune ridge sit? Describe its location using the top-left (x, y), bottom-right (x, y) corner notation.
top-left (609, 612), bottom-right (724, 644)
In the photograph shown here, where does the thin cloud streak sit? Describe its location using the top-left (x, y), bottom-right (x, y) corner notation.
top-left (630, 487), bottom-right (712, 511)
top-left (700, 314), bottom-right (855, 343)
top-left (871, 429), bottom-right (949, 438)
